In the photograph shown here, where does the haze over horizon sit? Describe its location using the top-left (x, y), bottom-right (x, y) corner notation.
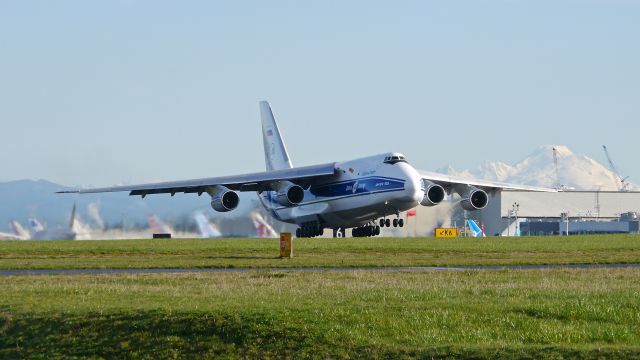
top-left (1, 1), bottom-right (638, 186)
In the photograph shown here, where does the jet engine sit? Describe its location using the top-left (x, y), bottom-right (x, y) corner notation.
top-left (275, 181), bottom-right (305, 206)
top-left (420, 181), bottom-right (446, 207)
top-left (460, 187), bottom-right (489, 211)
top-left (208, 186), bottom-right (240, 212)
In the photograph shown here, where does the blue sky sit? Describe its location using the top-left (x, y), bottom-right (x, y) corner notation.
top-left (1, 1), bottom-right (638, 186)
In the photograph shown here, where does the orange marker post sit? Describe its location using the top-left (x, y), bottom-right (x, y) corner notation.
top-left (280, 232), bottom-right (293, 258)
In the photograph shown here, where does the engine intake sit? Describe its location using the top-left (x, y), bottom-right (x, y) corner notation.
top-left (276, 182), bottom-right (305, 206)
top-left (208, 186), bottom-right (240, 212)
top-left (420, 182), bottom-right (446, 207)
top-left (460, 188), bottom-right (489, 211)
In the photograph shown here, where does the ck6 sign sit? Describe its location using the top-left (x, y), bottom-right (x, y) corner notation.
top-left (435, 228), bottom-right (458, 238)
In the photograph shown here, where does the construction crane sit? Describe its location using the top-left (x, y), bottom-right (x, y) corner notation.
top-left (602, 145), bottom-right (631, 192)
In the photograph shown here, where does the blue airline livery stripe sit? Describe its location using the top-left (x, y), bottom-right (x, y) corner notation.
top-left (310, 176), bottom-right (405, 197)
top-left (261, 176), bottom-right (406, 210)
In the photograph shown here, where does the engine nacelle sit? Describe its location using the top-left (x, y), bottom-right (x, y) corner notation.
top-left (208, 186), bottom-right (240, 212)
top-left (275, 181), bottom-right (305, 206)
top-left (460, 187), bottom-right (489, 211)
top-left (420, 181), bottom-right (446, 207)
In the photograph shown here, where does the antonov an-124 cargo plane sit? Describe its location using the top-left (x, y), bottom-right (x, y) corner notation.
top-left (59, 102), bottom-right (552, 238)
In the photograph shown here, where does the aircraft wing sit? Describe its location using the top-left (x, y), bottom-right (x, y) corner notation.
top-left (58, 163), bottom-right (337, 197)
top-left (419, 170), bottom-right (556, 193)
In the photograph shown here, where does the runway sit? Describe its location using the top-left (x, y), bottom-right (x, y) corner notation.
top-left (1, 263), bottom-right (639, 276)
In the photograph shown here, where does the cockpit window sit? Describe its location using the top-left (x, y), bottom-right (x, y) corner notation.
top-left (384, 155), bottom-right (407, 164)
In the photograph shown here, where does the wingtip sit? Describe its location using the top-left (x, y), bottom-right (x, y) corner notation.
top-left (55, 190), bottom-right (80, 194)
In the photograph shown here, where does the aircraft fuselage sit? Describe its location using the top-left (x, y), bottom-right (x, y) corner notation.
top-left (258, 152), bottom-right (424, 229)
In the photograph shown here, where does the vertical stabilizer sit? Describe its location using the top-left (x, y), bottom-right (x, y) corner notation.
top-left (69, 203), bottom-right (77, 229)
top-left (10, 221), bottom-right (30, 239)
top-left (28, 218), bottom-right (44, 233)
top-left (260, 101), bottom-right (293, 171)
top-left (467, 219), bottom-right (485, 238)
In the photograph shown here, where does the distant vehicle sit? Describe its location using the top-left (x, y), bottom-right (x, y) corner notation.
top-left (61, 101), bottom-right (553, 238)
top-left (194, 212), bottom-right (222, 238)
top-left (30, 204), bottom-right (78, 240)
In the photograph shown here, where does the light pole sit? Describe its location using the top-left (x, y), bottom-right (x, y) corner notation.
top-left (512, 202), bottom-right (520, 236)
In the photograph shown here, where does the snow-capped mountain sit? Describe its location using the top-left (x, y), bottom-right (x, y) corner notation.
top-left (438, 145), bottom-right (635, 191)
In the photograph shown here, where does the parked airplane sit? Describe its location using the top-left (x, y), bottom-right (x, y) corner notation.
top-left (60, 101), bottom-right (552, 238)
top-left (467, 219), bottom-right (485, 238)
top-left (10, 221), bottom-right (30, 239)
top-left (30, 204), bottom-right (78, 240)
top-left (28, 218), bottom-right (45, 234)
top-left (251, 212), bottom-right (278, 238)
top-left (0, 232), bottom-right (21, 240)
top-left (194, 212), bottom-right (222, 238)
top-left (147, 214), bottom-right (173, 234)
top-left (0, 221), bottom-right (29, 240)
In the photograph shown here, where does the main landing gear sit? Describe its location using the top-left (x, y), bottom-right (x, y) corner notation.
top-left (352, 225), bottom-right (380, 237)
top-left (296, 224), bottom-right (323, 238)
top-left (379, 217), bottom-right (404, 228)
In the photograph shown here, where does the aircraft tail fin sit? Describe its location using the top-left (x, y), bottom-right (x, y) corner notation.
top-left (194, 212), bottom-right (221, 238)
top-left (147, 214), bottom-right (172, 234)
top-left (10, 221), bottom-right (30, 239)
top-left (260, 101), bottom-right (293, 171)
top-left (251, 212), bottom-right (278, 238)
top-left (28, 218), bottom-right (44, 233)
top-left (467, 219), bottom-right (485, 238)
top-left (69, 203), bottom-right (77, 229)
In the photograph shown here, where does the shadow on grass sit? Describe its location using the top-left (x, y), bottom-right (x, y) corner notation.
top-left (203, 255), bottom-right (282, 260)
top-left (0, 310), bottom-right (335, 359)
top-left (1, 310), bottom-right (638, 359)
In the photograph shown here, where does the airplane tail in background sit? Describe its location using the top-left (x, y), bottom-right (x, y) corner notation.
top-left (69, 203), bottom-right (77, 229)
top-left (10, 221), bottom-right (30, 240)
top-left (467, 219), bottom-right (485, 238)
top-left (260, 101), bottom-right (293, 171)
top-left (251, 212), bottom-right (278, 238)
top-left (194, 212), bottom-right (222, 238)
top-left (147, 214), bottom-right (172, 234)
top-left (28, 218), bottom-right (44, 233)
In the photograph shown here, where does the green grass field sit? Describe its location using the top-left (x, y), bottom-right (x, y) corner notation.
top-left (1, 235), bottom-right (640, 358)
top-left (0, 234), bottom-right (639, 270)
top-left (1, 268), bottom-right (639, 358)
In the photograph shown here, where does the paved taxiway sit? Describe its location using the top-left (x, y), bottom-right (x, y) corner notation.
top-left (1, 263), bottom-right (639, 276)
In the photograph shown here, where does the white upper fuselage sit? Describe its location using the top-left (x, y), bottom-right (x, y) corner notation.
top-left (258, 152), bottom-right (424, 228)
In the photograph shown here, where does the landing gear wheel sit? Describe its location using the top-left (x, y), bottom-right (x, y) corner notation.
top-left (398, 219), bottom-right (404, 227)
top-left (393, 218), bottom-right (398, 227)
top-left (379, 218), bottom-right (385, 227)
top-left (385, 219), bottom-right (391, 227)
top-left (375, 226), bottom-right (380, 236)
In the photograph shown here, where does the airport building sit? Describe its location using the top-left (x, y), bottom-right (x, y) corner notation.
top-left (473, 190), bottom-right (640, 236)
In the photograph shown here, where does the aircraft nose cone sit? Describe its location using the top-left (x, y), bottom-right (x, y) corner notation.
top-left (399, 165), bottom-right (424, 204)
